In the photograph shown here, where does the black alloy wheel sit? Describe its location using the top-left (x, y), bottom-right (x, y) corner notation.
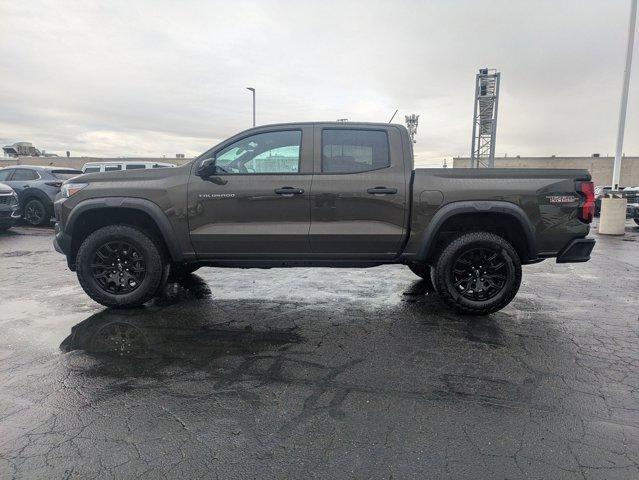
top-left (432, 232), bottom-right (522, 315)
top-left (90, 241), bottom-right (146, 294)
top-left (24, 199), bottom-right (46, 226)
top-left (451, 247), bottom-right (508, 301)
top-left (76, 225), bottom-right (166, 308)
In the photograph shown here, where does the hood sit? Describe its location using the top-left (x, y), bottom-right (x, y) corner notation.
top-left (0, 182), bottom-right (15, 195)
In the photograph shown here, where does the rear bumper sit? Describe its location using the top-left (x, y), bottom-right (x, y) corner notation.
top-left (556, 238), bottom-right (595, 263)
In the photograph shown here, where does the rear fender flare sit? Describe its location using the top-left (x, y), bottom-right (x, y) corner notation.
top-left (415, 201), bottom-right (536, 262)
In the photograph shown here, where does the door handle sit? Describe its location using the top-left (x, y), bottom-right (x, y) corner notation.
top-left (275, 187), bottom-right (304, 196)
top-left (367, 186), bottom-right (398, 195)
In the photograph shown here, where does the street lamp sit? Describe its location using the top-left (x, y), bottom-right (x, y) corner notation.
top-left (246, 87), bottom-right (255, 127)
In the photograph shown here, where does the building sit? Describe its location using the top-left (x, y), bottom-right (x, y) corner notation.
top-left (3, 142), bottom-right (41, 157)
top-left (452, 156), bottom-right (639, 187)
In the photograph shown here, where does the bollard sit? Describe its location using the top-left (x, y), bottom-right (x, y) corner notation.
top-left (598, 196), bottom-right (627, 235)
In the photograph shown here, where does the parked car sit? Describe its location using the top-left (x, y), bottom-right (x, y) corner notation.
top-left (54, 122), bottom-right (595, 314)
top-left (0, 182), bottom-right (20, 231)
top-left (624, 187), bottom-right (639, 226)
top-left (0, 166), bottom-right (82, 226)
top-left (82, 161), bottom-right (176, 173)
top-left (594, 185), bottom-right (626, 216)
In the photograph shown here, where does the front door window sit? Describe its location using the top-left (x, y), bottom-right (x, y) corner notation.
top-left (214, 130), bottom-right (301, 174)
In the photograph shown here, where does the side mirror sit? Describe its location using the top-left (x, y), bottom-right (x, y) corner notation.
top-left (195, 159), bottom-right (217, 178)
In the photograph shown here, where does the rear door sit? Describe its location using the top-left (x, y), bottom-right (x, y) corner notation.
top-left (188, 126), bottom-right (313, 257)
top-left (309, 125), bottom-right (408, 258)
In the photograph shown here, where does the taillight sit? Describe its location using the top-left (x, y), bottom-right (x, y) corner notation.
top-left (45, 181), bottom-right (63, 188)
top-left (577, 181), bottom-right (595, 223)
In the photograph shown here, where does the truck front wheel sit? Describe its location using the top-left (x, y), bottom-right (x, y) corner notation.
top-left (76, 225), bottom-right (166, 308)
top-left (432, 232), bottom-right (521, 315)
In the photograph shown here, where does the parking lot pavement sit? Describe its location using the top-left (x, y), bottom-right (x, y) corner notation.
top-left (0, 222), bottom-right (638, 480)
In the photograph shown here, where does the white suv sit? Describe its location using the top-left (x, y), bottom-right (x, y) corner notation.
top-left (82, 161), bottom-right (176, 173)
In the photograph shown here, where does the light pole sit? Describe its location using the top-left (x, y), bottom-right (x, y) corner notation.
top-left (600, 0), bottom-right (636, 235)
top-left (612, 0), bottom-right (637, 189)
top-left (246, 87), bottom-right (255, 127)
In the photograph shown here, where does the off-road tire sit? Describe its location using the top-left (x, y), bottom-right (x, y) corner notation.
top-left (76, 225), bottom-right (165, 308)
top-left (432, 232), bottom-right (521, 315)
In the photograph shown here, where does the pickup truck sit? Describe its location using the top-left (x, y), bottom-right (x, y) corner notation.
top-left (53, 122), bottom-right (595, 314)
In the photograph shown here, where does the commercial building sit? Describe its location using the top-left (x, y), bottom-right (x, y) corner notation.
top-left (453, 156), bottom-right (639, 186)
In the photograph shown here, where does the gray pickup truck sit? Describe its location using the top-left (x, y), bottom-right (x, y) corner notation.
top-left (54, 122), bottom-right (595, 314)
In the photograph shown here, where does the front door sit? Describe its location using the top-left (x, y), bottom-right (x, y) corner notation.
top-left (188, 127), bottom-right (313, 257)
top-left (309, 125), bottom-right (409, 258)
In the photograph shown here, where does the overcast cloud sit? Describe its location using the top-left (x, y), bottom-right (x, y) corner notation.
top-left (0, 0), bottom-right (637, 166)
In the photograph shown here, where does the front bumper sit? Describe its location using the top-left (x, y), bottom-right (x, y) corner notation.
top-left (556, 238), bottom-right (596, 263)
top-left (0, 204), bottom-right (20, 225)
top-left (54, 222), bottom-right (72, 256)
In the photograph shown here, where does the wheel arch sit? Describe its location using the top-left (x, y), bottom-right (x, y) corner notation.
top-left (415, 201), bottom-right (536, 263)
top-left (65, 197), bottom-right (183, 265)
top-left (21, 188), bottom-right (53, 214)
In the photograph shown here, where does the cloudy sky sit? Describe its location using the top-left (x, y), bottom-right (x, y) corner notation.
top-left (0, 0), bottom-right (637, 166)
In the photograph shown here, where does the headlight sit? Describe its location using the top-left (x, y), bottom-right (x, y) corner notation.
top-left (61, 182), bottom-right (88, 198)
top-left (10, 192), bottom-right (18, 206)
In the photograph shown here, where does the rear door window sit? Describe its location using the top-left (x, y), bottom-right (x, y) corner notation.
top-left (321, 129), bottom-right (390, 173)
top-left (104, 165), bottom-right (122, 172)
top-left (11, 169), bottom-right (39, 181)
top-left (125, 164), bottom-right (146, 170)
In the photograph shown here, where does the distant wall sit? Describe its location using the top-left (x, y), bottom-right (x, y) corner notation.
top-left (452, 156), bottom-right (639, 187)
top-left (0, 156), bottom-right (194, 171)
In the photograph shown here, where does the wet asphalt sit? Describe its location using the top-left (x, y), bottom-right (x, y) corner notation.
top-left (0, 221), bottom-right (638, 479)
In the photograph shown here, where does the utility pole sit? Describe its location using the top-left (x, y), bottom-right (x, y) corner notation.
top-left (600, 0), bottom-right (636, 235)
top-left (246, 87), bottom-right (256, 127)
top-left (612, 0), bottom-right (637, 189)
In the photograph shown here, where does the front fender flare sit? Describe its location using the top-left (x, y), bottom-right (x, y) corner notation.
top-left (65, 197), bottom-right (183, 262)
top-left (415, 201), bottom-right (536, 262)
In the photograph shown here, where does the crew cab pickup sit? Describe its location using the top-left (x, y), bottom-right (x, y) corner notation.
top-left (54, 122), bottom-right (595, 314)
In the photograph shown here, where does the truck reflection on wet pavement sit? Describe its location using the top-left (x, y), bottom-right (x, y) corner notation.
top-left (60, 275), bottom-right (304, 360)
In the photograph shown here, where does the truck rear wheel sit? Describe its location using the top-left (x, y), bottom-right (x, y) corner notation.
top-left (432, 232), bottom-right (521, 315)
top-left (76, 225), bottom-right (166, 308)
